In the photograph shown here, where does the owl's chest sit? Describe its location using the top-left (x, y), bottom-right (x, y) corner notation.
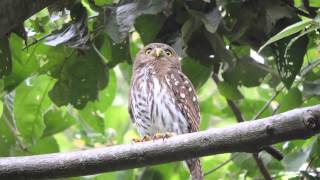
top-left (132, 72), bottom-right (189, 136)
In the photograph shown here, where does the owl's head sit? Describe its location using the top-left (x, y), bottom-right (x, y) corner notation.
top-left (134, 43), bottom-right (180, 68)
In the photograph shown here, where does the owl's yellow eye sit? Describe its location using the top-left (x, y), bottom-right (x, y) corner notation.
top-left (145, 48), bottom-right (152, 55)
top-left (165, 49), bottom-right (172, 56)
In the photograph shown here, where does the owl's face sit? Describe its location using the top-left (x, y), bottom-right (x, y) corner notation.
top-left (134, 43), bottom-right (180, 67)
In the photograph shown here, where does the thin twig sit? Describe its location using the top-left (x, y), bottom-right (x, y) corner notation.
top-left (226, 100), bottom-right (244, 122)
top-left (2, 115), bottom-right (27, 151)
top-left (252, 153), bottom-right (272, 180)
top-left (300, 58), bottom-right (320, 77)
top-left (204, 153), bottom-right (240, 176)
top-left (252, 86), bottom-right (284, 120)
top-left (22, 34), bottom-right (51, 50)
top-left (92, 43), bottom-right (109, 63)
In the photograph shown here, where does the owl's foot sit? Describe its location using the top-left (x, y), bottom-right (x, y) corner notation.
top-left (152, 132), bottom-right (175, 141)
top-left (132, 135), bottom-right (152, 143)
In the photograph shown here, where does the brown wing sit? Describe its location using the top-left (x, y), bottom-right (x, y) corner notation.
top-left (165, 70), bottom-right (200, 132)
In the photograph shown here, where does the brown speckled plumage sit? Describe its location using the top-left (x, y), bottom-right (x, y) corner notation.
top-left (129, 43), bottom-right (203, 180)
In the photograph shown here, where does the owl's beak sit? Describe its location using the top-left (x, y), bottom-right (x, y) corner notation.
top-left (152, 48), bottom-right (164, 58)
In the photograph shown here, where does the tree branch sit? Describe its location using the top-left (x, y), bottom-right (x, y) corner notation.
top-left (212, 74), bottom-right (283, 161)
top-left (0, 0), bottom-right (57, 37)
top-left (0, 105), bottom-right (319, 179)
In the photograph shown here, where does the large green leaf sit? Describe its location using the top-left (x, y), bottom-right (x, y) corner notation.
top-left (78, 69), bottom-right (116, 134)
top-left (223, 57), bottom-right (270, 87)
top-left (217, 81), bottom-right (244, 100)
top-left (49, 48), bottom-right (108, 109)
top-left (4, 35), bottom-right (41, 90)
top-left (181, 57), bottom-right (212, 90)
top-left (231, 153), bottom-right (259, 177)
top-left (97, 34), bottom-right (131, 67)
top-left (42, 108), bottom-right (76, 137)
top-left (282, 144), bottom-right (313, 171)
top-left (102, 0), bottom-right (167, 43)
top-left (14, 75), bottom-right (54, 145)
top-left (104, 106), bottom-right (129, 143)
top-left (188, 7), bottom-right (221, 34)
top-left (134, 14), bottom-right (166, 44)
top-left (259, 19), bottom-right (313, 52)
top-left (28, 136), bottom-right (60, 155)
top-left (94, 0), bottom-right (113, 6)
top-left (4, 35), bottom-right (71, 90)
top-left (271, 35), bottom-right (308, 88)
top-left (0, 94), bottom-right (16, 156)
top-left (278, 87), bottom-right (302, 113)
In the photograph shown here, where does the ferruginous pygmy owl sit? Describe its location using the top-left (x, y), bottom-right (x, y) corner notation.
top-left (128, 43), bottom-right (203, 180)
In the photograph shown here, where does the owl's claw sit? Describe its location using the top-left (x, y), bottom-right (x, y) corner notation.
top-left (152, 132), bottom-right (175, 141)
top-left (132, 135), bottom-right (152, 143)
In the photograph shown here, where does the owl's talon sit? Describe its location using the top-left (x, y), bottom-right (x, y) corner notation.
top-left (142, 135), bottom-right (152, 141)
top-left (132, 138), bottom-right (141, 143)
top-left (152, 132), bottom-right (175, 141)
top-left (132, 135), bottom-right (152, 143)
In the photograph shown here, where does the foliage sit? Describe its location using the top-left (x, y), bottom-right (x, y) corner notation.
top-left (0, 0), bottom-right (320, 179)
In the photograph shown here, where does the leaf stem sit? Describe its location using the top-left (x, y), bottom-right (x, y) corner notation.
top-left (92, 43), bottom-right (109, 63)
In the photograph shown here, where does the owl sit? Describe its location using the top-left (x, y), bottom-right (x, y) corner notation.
top-left (128, 43), bottom-right (203, 180)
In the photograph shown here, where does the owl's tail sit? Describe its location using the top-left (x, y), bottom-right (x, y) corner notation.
top-left (186, 158), bottom-right (203, 180)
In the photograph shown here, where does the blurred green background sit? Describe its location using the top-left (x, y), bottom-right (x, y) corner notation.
top-left (0, 0), bottom-right (320, 179)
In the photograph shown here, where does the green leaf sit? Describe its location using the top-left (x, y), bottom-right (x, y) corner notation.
top-left (98, 34), bottom-right (131, 67)
top-left (102, 0), bottom-right (166, 43)
top-left (278, 87), bottom-right (302, 113)
top-left (14, 75), bottom-right (54, 145)
top-left (42, 108), bottom-right (76, 137)
top-left (272, 34), bottom-right (308, 88)
top-left (282, 145), bottom-right (312, 171)
top-left (94, 172), bottom-right (117, 180)
top-left (134, 14), bottom-right (166, 44)
top-left (4, 34), bottom-right (40, 90)
top-left (78, 69), bottom-right (116, 134)
top-left (223, 57), bottom-right (269, 87)
top-left (28, 136), bottom-right (60, 155)
top-left (49, 48), bottom-right (108, 109)
top-left (0, 100), bottom-right (2, 118)
top-left (94, 0), bottom-right (113, 6)
top-left (116, 169), bottom-right (134, 180)
top-left (217, 81), bottom-right (244, 100)
top-left (206, 32), bottom-right (236, 68)
top-left (181, 57), bottom-right (212, 89)
top-left (0, 37), bottom-right (12, 78)
top-left (0, 119), bottom-right (15, 156)
top-left (0, 94), bottom-right (16, 156)
top-left (118, 63), bottom-right (132, 83)
top-left (259, 19), bottom-right (313, 52)
top-left (231, 153), bottom-right (259, 176)
top-left (140, 168), bottom-right (163, 180)
top-left (4, 35), bottom-right (71, 90)
top-left (188, 7), bottom-right (221, 34)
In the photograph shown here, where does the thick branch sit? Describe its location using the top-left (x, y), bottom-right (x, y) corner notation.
top-left (0, 105), bottom-right (320, 179)
top-left (0, 0), bottom-right (57, 37)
